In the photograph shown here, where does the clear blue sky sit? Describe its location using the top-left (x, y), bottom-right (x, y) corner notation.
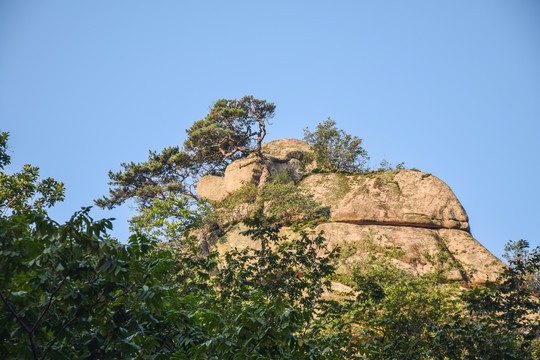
top-left (1, 1), bottom-right (539, 260)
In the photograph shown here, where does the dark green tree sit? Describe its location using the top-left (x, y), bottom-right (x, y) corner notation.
top-left (0, 136), bottom-right (192, 359)
top-left (0, 207), bottom-right (202, 359)
top-left (95, 146), bottom-right (196, 210)
top-left (184, 96), bottom-right (275, 191)
top-left (303, 118), bottom-right (369, 173)
top-left (172, 218), bottom-right (355, 359)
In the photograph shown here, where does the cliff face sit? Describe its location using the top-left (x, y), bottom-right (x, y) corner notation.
top-left (300, 171), bottom-right (469, 231)
top-left (197, 139), bottom-right (504, 284)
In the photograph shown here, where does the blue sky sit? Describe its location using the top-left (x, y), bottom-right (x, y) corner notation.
top-left (1, 1), bottom-right (539, 260)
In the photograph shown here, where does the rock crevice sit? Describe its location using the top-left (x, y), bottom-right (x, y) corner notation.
top-left (333, 219), bottom-right (466, 231)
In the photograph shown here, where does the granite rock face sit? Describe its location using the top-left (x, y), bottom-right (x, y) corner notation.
top-left (212, 222), bottom-right (503, 284)
top-left (196, 175), bottom-right (228, 202)
top-left (197, 138), bottom-right (504, 283)
top-left (314, 223), bottom-right (502, 283)
top-left (299, 170), bottom-right (470, 231)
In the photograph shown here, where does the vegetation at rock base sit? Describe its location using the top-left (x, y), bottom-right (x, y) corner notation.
top-left (2, 206), bottom-right (540, 358)
top-left (204, 171), bottom-right (330, 230)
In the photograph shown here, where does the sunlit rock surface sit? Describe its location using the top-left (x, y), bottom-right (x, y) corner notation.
top-left (197, 139), bottom-right (504, 284)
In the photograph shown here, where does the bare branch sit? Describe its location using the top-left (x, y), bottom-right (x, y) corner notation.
top-left (31, 275), bottom-right (69, 333)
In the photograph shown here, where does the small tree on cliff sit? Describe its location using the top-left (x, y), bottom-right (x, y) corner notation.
top-left (96, 96), bottom-right (274, 209)
top-left (94, 147), bottom-right (197, 210)
top-left (303, 118), bottom-right (369, 173)
top-left (95, 96), bottom-right (275, 241)
top-left (184, 96), bottom-right (275, 191)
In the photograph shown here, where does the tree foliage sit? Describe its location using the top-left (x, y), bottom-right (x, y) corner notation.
top-left (327, 234), bottom-right (540, 359)
top-left (96, 96), bottom-right (274, 212)
top-left (94, 146), bottom-right (195, 210)
top-left (303, 118), bottom-right (369, 173)
top-left (3, 204), bottom-right (540, 358)
top-left (0, 207), bottom-right (213, 359)
top-left (0, 132), bottom-right (11, 169)
top-left (502, 239), bottom-right (540, 295)
top-left (129, 193), bottom-right (200, 245)
top-left (0, 132), bottom-right (65, 216)
top-left (184, 96), bottom-right (275, 184)
top-left (0, 206), bottom-right (345, 359)
top-left (172, 219), bottom-right (347, 359)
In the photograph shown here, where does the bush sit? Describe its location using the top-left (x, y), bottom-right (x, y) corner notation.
top-left (0, 208), bottom-right (189, 359)
top-left (303, 118), bottom-right (369, 173)
top-left (202, 171), bottom-right (329, 234)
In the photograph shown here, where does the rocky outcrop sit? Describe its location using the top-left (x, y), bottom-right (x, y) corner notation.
top-left (196, 138), bottom-right (505, 284)
top-left (314, 223), bottom-right (502, 283)
top-left (197, 138), bottom-right (315, 201)
top-left (299, 171), bottom-right (470, 231)
top-left (197, 175), bottom-right (228, 202)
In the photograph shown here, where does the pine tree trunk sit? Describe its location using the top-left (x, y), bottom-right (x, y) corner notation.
top-left (258, 162), bottom-right (270, 193)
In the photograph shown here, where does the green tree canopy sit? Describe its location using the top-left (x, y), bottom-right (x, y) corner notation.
top-left (0, 207), bottom-right (206, 359)
top-left (303, 118), bottom-right (369, 173)
top-left (185, 96), bottom-right (275, 183)
top-left (94, 146), bottom-right (196, 210)
top-left (0, 132), bottom-right (65, 216)
top-left (95, 96), bottom-right (274, 212)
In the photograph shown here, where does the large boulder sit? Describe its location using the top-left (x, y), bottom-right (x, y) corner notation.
top-left (196, 175), bottom-right (228, 202)
top-left (224, 158), bottom-right (260, 194)
top-left (197, 138), bottom-right (315, 201)
top-left (260, 138), bottom-right (313, 162)
top-left (299, 170), bottom-right (470, 231)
